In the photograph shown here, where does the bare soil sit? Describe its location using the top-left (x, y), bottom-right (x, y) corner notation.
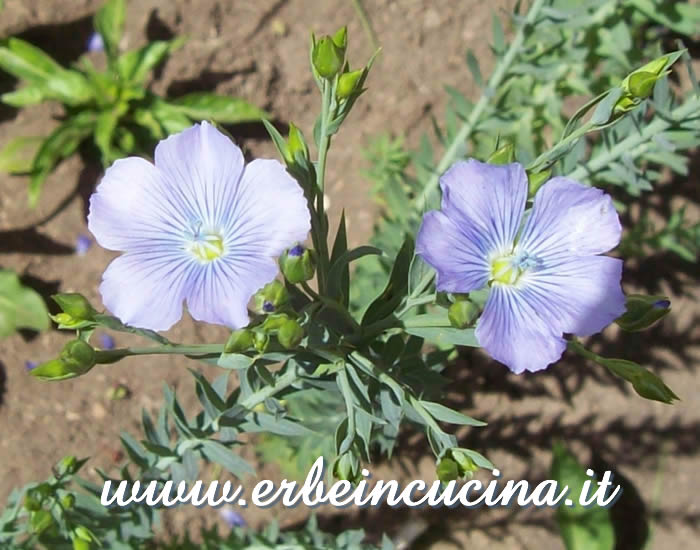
top-left (1, 1), bottom-right (698, 549)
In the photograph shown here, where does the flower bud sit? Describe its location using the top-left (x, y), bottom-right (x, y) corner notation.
top-left (74, 525), bottom-right (94, 542)
top-left (487, 142), bottom-right (515, 165)
top-left (52, 293), bottom-right (96, 320)
top-left (277, 319), bottom-right (304, 349)
top-left (61, 494), bottom-right (76, 509)
top-left (261, 313), bottom-right (290, 332)
top-left (254, 280), bottom-right (289, 313)
top-left (331, 26), bottom-right (348, 52)
top-left (253, 331), bottom-right (269, 354)
top-left (451, 449), bottom-right (479, 476)
top-left (30, 340), bottom-right (96, 381)
top-left (23, 494), bottom-right (41, 511)
top-left (600, 357), bottom-right (679, 404)
top-left (224, 329), bottom-right (255, 353)
top-left (615, 55), bottom-right (670, 115)
top-left (616, 294), bottom-right (671, 332)
top-left (57, 455), bottom-right (79, 476)
top-left (337, 69), bottom-right (364, 100)
top-left (312, 36), bottom-right (344, 79)
top-left (30, 509), bottom-right (54, 534)
top-left (73, 539), bottom-right (91, 550)
top-left (436, 456), bottom-right (460, 483)
top-left (448, 300), bottom-right (479, 329)
top-left (280, 245), bottom-right (315, 284)
top-left (332, 452), bottom-right (360, 483)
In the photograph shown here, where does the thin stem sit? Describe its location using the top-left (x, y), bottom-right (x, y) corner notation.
top-left (415, 0), bottom-right (548, 212)
top-left (351, 0), bottom-right (380, 53)
top-left (240, 365), bottom-right (300, 409)
top-left (301, 280), bottom-right (320, 301)
top-left (396, 293), bottom-right (436, 318)
top-left (95, 343), bottom-right (225, 363)
top-left (314, 80), bottom-right (334, 295)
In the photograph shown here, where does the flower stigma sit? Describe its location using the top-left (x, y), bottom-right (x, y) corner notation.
top-left (490, 250), bottom-right (541, 286)
top-left (186, 222), bottom-right (226, 263)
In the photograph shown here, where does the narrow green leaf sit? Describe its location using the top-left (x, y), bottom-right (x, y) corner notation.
top-left (94, 0), bottom-right (126, 62)
top-left (0, 269), bottom-right (49, 338)
top-left (168, 93), bottom-right (268, 123)
top-left (116, 38), bottom-right (185, 84)
top-left (0, 136), bottom-right (42, 173)
top-left (200, 440), bottom-right (254, 478)
top-left (419, 400), bottom-right (486, 427)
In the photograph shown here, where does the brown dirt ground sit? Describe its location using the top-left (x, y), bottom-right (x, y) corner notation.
top-left (1, 1), bottom-right (698, 549)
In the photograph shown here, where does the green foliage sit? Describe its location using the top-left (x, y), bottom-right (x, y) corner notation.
top-left (551, 443), bottom-right (615, 550)
top-left (0, 269), bottom-right (49, 339)
top-left (0, 0), bottom-right (267, 205)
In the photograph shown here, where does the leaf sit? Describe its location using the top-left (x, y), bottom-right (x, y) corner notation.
top-left (217, 353), bottom-right (255, 370)
top-left (590, 87), bottom-right (623, 126)
top-left (551, 443), bottom-right (615, 550)
top-left (0, 37), bottom-right (63, 83)
top-left (94, 0), bottom-right (126, 61)
top-left (419, 400), bottom-right (486, 427)
top-left (240, 412), bottom-right (315, 437)
top-left (29, 113), bottom-right (95, 205)
top-left (168, 93), bottom-right (268, 123)
top-left (327, 245), bottom-right (382, 304)
top-left (0, 136), bottom-right (42, 173)
top-left (465, 50), bottom-right (483, 87)
top-left (94, 108), bottom-right (122, 165)
top-left (0, 269), bottom-right (49, 338)
top-left (404, 325), bottom-right (478, 348)
top-left (361, 236), bottom-right (414, 326)
top-left (200, 440), bottom-right (254, 478)
top-left (1, 85), bottom-right (45, 107)
top-left (408, 254), bottom-right (432, 297)
top-left (116, 38), bottom-right (185, 84)
top-left (329, 210), bottom-right (349, 304)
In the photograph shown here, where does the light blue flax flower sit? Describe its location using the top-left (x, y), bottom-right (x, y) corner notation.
top-left (416, 159), bottom-right (625, 374)
top-left (88, 122), bottom-right (310, 331)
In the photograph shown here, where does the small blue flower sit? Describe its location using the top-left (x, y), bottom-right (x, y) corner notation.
top-left (75, 234), bottom-right (92, 256)
top-left (98, 333), bottom-right (115, 350)
top-left (86, 32), bottom-right (104, 53)
top-left (88, 122), bottom-right (311, 331)
top-left (417, 159), bottom-right (625, 374)
top-left (25, 361), bottom-right (38, 371)
top-left (288, 244), bottom-right (305, 257)
top-left (220, 508), bottom-right (246, 527)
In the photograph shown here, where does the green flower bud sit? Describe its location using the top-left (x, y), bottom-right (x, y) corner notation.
top-left (280, 245), bottom-right (316, 284)
top-left (255, 280), bottom-right (289, 313)
top-left (332, 452), bottom-right (360, 483)
top-left (74, 525), bottom-right (94, 542)
top-left (30, 340), bottom-right (96, 381)
top-left (616, 294), bottom-right (671, 332)
top-left (451, 449), bottom-right (479, 476)
top-left (448, 300), bottom-right (480, 329)
top-left (73, 539), bottom-right (91, 550)
top-left (312, 36), bottom-right (344, 79)
top-left (52, 293), bottom-right (97, 320)
top-left (57, 455), bottom-right (78, 476)
top-left (337, 69), bottom-right (364, 100)
top-left (286, 122), bottom-right (309, 163)
top-left (277, 319), bottom-right (304, 349)
top-left (261, 313), bottom-right (290, 332)
top-left (61, 494), bottom-right (76, 509)
top-left (527, 168), bottom-right (551, 197)
top-left (436, 456), bottom-right (460, 483)
top-left (600, 358), bottom-right (679, 404)
top-left (621, 56), bottom-right (669, 99)
top-left (23, 494), bottom-right (41, 511)
top-left (487, 142), bottom-right (515, 165)
top-left (253, 331), bottom-right (269, 354)
top-left (224, 329), bottom-right (255, 353)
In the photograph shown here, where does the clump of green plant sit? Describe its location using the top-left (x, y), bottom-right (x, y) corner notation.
top-left (0, 269), bottom-right (48, 340)
top-left (0, 0), bottom-right (267, 205)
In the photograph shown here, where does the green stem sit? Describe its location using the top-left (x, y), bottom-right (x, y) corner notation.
top-left (314, 80), bottom-right (334, 295)
top-left (396, 293), bottom-right (436, 318)
top-left (95, 343), bottom-right (225, 362)
top-left (415, 0), bottom-right (548, 212)
top-left (301, 280), bottom-right (320, 301)
top-left (240, 365), bottom-right (300, 409)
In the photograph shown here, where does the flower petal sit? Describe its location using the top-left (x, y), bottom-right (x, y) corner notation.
top-left (185, 257), bottom-right (279, 329)
top-left (517, 177), bottom-right (621, 261)
top-left (476, 284), bottom-right (566, 374)
top-left (440, 160), bottom-right (528, 254)
top-left (154, 121), bottom-right (246, 230)
top-left (99, 251), bottom-right (194, 331)
top-left (518, 256), bottom-right (625, 337)
top-left (224, 159), bottom-right (311, 257)
top-left (88, 157), bottom-right (191, 252)
top-left (416, 210), bottom-right (490, 292)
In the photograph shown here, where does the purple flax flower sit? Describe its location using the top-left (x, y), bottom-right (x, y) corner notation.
top-left (220, 507), bottom-right (246, 528)
top-left (88, 122), bottom-right (310, 331)
top-left (86, 32), bottom-right (104, 52)
top-left (98, 332), bottom-right (115, 350)
top-left (75, 234), bottom-right (92, 256)
top-left (416, 159), bottom-right (625, 374)
top-left (25, 360), bottom-right (38, 371)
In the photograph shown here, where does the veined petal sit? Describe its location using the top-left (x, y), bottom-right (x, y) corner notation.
top-left (440, 160), bottom-right (527, 254)
top-left (517, 177), bottom-right (621, 261)
top-left (154, 121), bottom-right (246, 229)
top-left (185, 256), bottom-right (279, 329)
top-left (476, 284), bottom-right (566, 374)
top-left (88, 157), bottom-right (191, 252)
top-left (99, 251), bottom-right (194, 331)
top-left (224, 159), bottom-right (311, 257)
top-left (518, 256), bottom-right (625, 337)
top-left (416, 210), bottom-right (490, 292)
